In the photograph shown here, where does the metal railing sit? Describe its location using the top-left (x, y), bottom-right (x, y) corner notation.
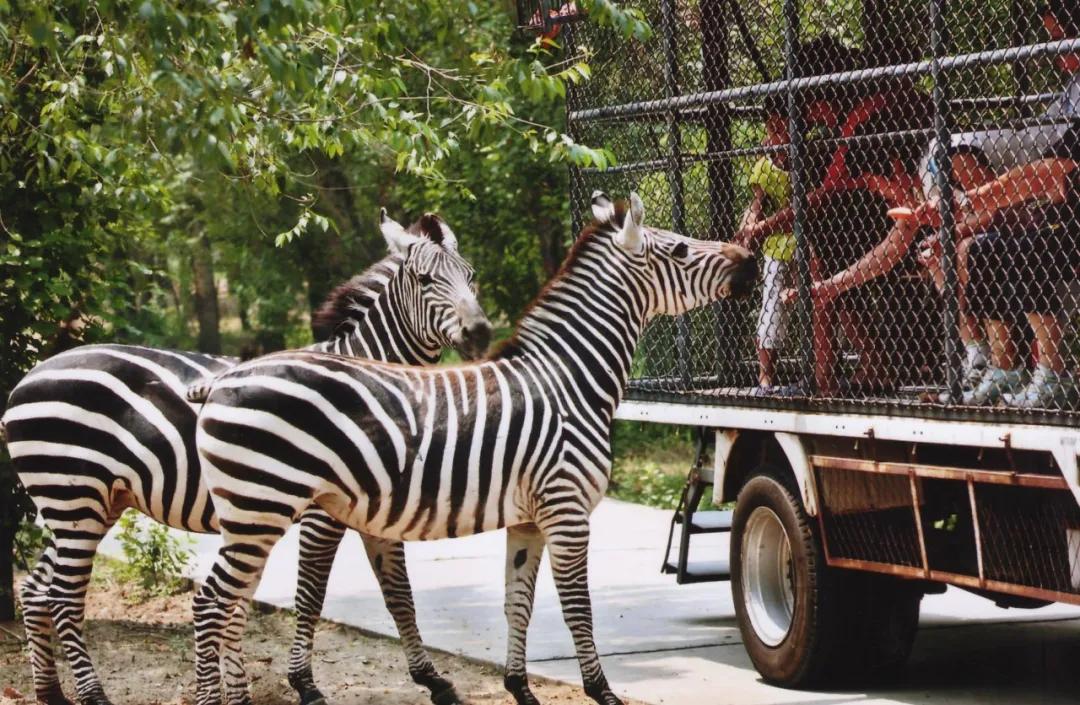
top-left (566, 0), bottom-right (1080, 425)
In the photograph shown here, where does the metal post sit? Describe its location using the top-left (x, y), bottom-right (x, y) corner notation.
top-left (1011, 0), bottom-right (1033, 118)
top-left (701, 0), bottom-right (733, 240)
top-left (564, 21), bottom-right (586, 240)
top-left (931, 0), bottom-right (962, 400)
top-left (660, 0), bottom-right (692, 387)
top-left (700, 0), bottom-right (736, 385)
top-left (784, 0), bottom-right (814, 393)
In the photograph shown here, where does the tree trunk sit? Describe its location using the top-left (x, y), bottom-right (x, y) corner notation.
top-left (191, 234), bottom-right (221, 354)
top-left (306, 156), bottom-right (355, 334)
top-left (0, 523), bottom-right (13, 622)
top-left (0, 462), bottom-right (16, 622)
top-left (700, 0), bottom-right (733, 240)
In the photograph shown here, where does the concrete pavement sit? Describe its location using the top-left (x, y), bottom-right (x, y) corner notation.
top-left (101, 498), bottom-right (1080, 705)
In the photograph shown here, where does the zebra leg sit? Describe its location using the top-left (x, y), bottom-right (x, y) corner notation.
top-left (539, 514), bottom-right (623, 705)
top-left (47, 519), bottom-right (115, 705)
top-left (502, 523), bottom-right (545, 705)
top-left (19, 538), bottom-right (75, 705)
top-left (194, 529), bottom-right (284, 705)
top-left (361, 536), bottom-right (462, 705)
top-left (288, 509), bottom-right (346, 705)
top-left (221, 600), bottom-right (253, 705)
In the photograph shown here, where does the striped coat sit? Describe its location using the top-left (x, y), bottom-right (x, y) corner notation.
top-left (2, 211), bottom-right (490, 705)
top-left (192, 194), bottom-right (756, 705)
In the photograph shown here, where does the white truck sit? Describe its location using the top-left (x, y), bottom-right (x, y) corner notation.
top-left (618, 398), bottom-right (1080, 685)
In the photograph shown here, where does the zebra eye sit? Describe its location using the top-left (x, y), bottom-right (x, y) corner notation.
top-left (417, 273), bottom-right (435, 286)
top-left (671, 242), bottom-right (689, 259)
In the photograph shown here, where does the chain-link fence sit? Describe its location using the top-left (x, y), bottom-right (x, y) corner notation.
top-left (565, 0), bottom-right (1080, 425)
top-left (812, 454), bottom-right (1080, 602)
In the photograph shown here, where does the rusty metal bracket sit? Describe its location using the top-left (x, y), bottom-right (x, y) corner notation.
top-left (1001, 433), bottom-right (1017, 476)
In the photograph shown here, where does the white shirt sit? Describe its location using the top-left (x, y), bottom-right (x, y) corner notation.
top-left (921, 72), bottom-right (1080, 199)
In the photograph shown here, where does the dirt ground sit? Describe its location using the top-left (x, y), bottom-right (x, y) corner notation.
top-left (0, 576), bottom-right (639, 705)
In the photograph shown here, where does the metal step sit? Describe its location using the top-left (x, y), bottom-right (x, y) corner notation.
top-left (674, 509), bottom-right (733, 534)
top-left (661, 558), bottom-right (731, 583)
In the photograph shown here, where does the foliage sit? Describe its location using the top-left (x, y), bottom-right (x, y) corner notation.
top-left (608, 461), bottom-right (687, 509)
top-left (112, 510), bottom-right (193, 598)
top-left (13, 521), bottom-right (51, 571)
top-left (608, 421), bottom-right (695, 509)
top-left (0, 1), bottom-right (655, 612)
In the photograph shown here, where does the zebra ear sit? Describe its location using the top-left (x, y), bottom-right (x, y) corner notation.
top-left (380, 208), bottom-right (421, 254)
top-left (614, 192), bottom-right (646, 254)
top-left (591, 190), bottom-right (615, 222)
top-left (418, 213), bottom-right (459, 252)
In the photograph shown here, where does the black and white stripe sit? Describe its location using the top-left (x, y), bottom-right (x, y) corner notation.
top-left (2, 210), bottom-right (490, 705)
top-left (191, 193), bottom-right (757, 705)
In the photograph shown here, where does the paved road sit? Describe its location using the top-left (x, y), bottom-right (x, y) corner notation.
top-left (103, 499), bottom-right (1080, 705)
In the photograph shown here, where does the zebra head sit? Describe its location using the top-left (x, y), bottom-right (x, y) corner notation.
top-left (380, 209), bottom-right (493, 360)
top-left (594, 191), bottom-right (757, 317)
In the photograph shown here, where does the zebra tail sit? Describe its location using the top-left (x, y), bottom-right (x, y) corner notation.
top-left (0, 418), bottom-right (5, 444)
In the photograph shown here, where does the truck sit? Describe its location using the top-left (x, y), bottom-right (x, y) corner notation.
top-left (530, 0), bottom-right (1080, 686)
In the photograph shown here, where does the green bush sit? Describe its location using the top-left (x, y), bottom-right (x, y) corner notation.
top-left (608, 462), bottom-right (686, 510)
top-left (13, 520), bottom-right (51, 571)
top-left (113, 510), bottom-right (193, 598)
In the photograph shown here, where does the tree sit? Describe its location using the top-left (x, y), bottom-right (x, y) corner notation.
top-left (0, 0), bottom-right (650, 617)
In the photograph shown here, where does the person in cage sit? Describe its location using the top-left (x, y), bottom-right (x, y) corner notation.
top-left (740, 36), bottom-right (932, 395)
top-left (805, 0), bottom-right (1080, 407)
top-left (739, 96), bottom-right (799, 394)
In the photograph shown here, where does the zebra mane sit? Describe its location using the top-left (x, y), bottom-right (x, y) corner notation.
top-left (492, 201), bottom-right (629, 359)
top-left (311, 254), bottom-right (404, 339)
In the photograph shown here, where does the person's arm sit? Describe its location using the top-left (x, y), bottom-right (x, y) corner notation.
top-left (738, 179), bottom-right (863, 247)
top-left (812, 217), bottom-right (922, 301)
top-left (737, 185), bottom-right (766, 236)
top-left (914, 158), bottom-right (1078, 236)
top-left (958, 158), bottom-right (1077, 235)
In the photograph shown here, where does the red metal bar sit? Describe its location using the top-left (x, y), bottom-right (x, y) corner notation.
top-left (909, 471), bottom-right (931, 578)
top-left (811, 467), bottom-right (834, 563)
top-left (827, 556), bottom-right (1080, 606)
top-left (810, 455), bottom-right (1068, 491)
top-left (968, 476), bottom-right (986, 588)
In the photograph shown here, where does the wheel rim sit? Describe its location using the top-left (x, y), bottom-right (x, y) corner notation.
top-left (741, 505), bottom-right (795, 647)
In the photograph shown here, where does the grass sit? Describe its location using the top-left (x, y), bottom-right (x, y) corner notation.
top-left (607, 421), bottom-right (697, 509)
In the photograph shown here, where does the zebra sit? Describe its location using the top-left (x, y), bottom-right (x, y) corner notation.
top-left (1, 209), bottom-right (491, 705)
top-left (190, 192), bottom-right (757, 705)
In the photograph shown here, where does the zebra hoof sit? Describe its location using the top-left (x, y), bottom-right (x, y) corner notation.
top-left (38, 687), bottom-right (76, 705)
top-left (298, 690), bottom-right (329, 705)
top-left (583, 681), bottom-right (623, 705)
top-left (431, 684), bottom-right (465, 705)
top-left (586, 691), bottom-right (623, 705)
top-left (76, 689), bottom-right (115, 705)
top-left (504, 676), bottom-right (541, 705)
top-left (509, 690), bottom-right (541, 705)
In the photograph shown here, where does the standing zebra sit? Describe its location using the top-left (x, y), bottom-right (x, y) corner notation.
top-left (192, 193), bottom-right (757, 705)
top-left (1, 210), bottom-right (490, 705)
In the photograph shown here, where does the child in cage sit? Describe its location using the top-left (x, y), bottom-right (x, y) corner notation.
top-left (736, 36), bottom-right (865, 396)
top-left (739, 100), bottom-right (798, 394)
top-left (744, 35), bottom-right (931, 396)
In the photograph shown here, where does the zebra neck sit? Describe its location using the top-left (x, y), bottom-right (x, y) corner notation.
top-left (499, 239), bottom-right (648, 421)
top-left (310, 262), bottom-right (441, 365)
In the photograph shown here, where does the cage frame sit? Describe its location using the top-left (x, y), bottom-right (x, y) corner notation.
top-left (566, 0), bottom-right (1080, 427)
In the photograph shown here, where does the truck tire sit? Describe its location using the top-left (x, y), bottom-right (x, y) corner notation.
top-left (731, 469), bottom-right (921, 687)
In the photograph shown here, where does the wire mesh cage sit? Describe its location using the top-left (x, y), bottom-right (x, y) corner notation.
top-left (565, 0), bottom-right (1080, 424)
top-left (517, 0), bottom-right (585, 35)
top-left (811, 454), bottom-right (1080, 603)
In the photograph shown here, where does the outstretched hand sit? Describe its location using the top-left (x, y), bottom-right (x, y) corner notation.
top-left (780, 280), bottom-right (841, 308)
